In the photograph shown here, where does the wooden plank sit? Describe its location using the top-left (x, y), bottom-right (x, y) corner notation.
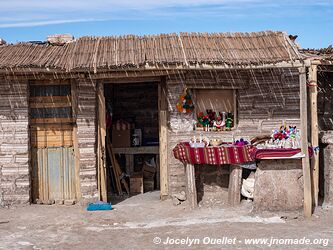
top-left (185, 163), bottom-right (197, 209)
top-left (30, 96), bottom-right (71, 103)
top-left (31, 140), bottom-right (73, 148)
top-left (31, 128), bottom-right (73, 148)
top-left (156, 154), bottom-right (160, 189)
top-left (30, 102), bottom-right (72, 109)
top-left (33, 130), bottom-right (73, 137)
top-left (31, 135), bottom-right (73, 142)
top-left (233, 89), bottom-right (237, 127)
top-left (107, 77), bottom-right (161, 84)
top-left (159, 77), bottom-right (169, 200)
top-left (29, 80), bottom-right (71, 86)
top-left (299, 66), bottom-right (312, 217)
top-left (309, 64), bottom-right (319, 207)
top-left (31, 138), bottom-right (73, 143)
top-left (113, 146), bottom-right (159, 155)
top-left (228, 165), bottom-right (242, 206)
top-left (30, 124), bottom-right (73, 130)
top-left (106, 142), bottom-right (123, 196)
top-left (125, 154), bottom-right (134, 175)
top-left (97, 82), bottom-right (108, 201)
top-left (30, 118), bottom-right (75, 124)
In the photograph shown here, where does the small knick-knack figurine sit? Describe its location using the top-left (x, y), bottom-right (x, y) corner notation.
top-left (214, 115), bottom-right (225, 131)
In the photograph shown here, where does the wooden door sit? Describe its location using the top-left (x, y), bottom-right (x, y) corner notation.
top-left (30, 81), bottom-right (76, 203)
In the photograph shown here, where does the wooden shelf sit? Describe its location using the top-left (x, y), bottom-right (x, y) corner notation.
top-left (112, 146), bottom-right (159, 155)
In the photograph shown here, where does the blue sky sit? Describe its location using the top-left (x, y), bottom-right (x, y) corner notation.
top-left (0, 0), bottom-right (332, 48)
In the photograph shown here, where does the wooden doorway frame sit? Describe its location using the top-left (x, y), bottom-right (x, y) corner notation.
top-left (28, 79), bottom-right (80, 203)
top-left (158, 76), bottom-right (169, 200)
top-left (96, 76), bottom-right (169, 200)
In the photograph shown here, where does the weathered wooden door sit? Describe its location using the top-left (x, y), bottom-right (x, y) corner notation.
top-left (30, 81), bottom-right (76, 203)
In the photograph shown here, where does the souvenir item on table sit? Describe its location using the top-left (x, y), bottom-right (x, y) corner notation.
top-left (256, 125), bottom-right (301, 149)
top-left (189, 134), bottom-right (209, 148)
top-left (209, 138), bottom-right (223, 147)
top-left (234, 138), bottom-right (249, 146)
top-left (225, 112), bottom-right (234, 130)
top-left (176, 88), bottom-right (194, 113)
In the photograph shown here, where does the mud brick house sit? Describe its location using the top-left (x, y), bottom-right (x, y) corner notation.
top-left (0, 31), bottom-right (329, 216)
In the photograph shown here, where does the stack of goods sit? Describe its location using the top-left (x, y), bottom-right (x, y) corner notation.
top-left (112, 120), bottom-right (134, 148)
top-left (197, 110), bottom-right (234, 131)
top-left (256, 126), bottom-right (301, 149)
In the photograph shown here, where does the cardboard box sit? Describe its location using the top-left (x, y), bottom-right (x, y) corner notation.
top-left (144, 179), bottom-right (154, 193)
top-left (130, 174), bottom-right (143, 194)
top-left (112, 129), bottom-right (131, 148)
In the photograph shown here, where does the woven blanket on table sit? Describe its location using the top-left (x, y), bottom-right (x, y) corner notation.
top-left (252, 147), bottom-right (314, 159)
top-left (173, 142), bottom-right (254, 165)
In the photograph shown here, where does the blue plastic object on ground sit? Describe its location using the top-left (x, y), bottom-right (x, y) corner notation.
top-left (86, 201), bottom-right (113, 211)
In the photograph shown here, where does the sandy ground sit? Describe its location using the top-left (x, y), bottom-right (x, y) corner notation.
top-left (0, 191), bottom-right (332, 250)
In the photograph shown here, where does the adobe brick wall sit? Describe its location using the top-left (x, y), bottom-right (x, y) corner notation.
top-left (0, 76), bottom-right (30, 206)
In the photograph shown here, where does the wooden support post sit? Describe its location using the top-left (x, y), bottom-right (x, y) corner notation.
top-left (125, 154), bottom-right (134, 175)
top-left (97, 82), bottom-right (107, 202)
top-left (309, 64), bottom-right (319, 207)
top-left (299, 66), bottom-right (312, 217)
top-left (228, 165), bottom-right (242, 206)
top-left (159, 77), bottom-right (169, 200)
top-left (185, 163), bottom-right (197, 209)
top-left (156, 154), bottom-right (160, 189)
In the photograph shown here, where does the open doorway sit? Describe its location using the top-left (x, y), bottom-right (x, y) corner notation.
top-left (103, 82), bottom-right (160, 203)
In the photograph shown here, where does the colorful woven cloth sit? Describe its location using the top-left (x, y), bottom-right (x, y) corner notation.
top-left (252, 147), bottom-right (313, 159)
top-left (173, 142), bottom-right (313, 165)
top-left (173, 142), bottom-right (254, 165)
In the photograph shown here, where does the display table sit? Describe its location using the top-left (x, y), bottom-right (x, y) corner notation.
top-left (173, 143), bottom-right (254, 208)
top-left (251, 148), bottom-right (312, 160)
top-left (173, 142), bottom-right (311, 209)
top-left (113, 146), bottom-right (159, 180)
top-left (173, 142), bottom-right (254, 165)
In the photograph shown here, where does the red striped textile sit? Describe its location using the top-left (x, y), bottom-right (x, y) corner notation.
top-left (173, 142), bottom-right (313, 165)
top-left (173, 142), bottom-right (255, 165)
top-left (252, 147), bottom-right (313, 159)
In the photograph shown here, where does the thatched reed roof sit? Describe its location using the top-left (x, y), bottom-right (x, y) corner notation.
top-left (300, 47), bottom-right (333, 64)
top-left (0, 31), bottom-right (302, 72)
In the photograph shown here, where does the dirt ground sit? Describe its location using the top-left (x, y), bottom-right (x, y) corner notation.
top-left (0, 191), bottom-right (332, 250)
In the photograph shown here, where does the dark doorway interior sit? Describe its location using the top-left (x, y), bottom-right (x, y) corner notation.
top-left (104, 82), bottom-right (160, 202)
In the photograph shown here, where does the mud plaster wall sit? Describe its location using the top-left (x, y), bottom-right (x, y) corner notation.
top-left (253, 160), bottom-right (303, 212)
top-left (167, 69), bottom-right (301, 197)
top-left (76, 78), bottom-right (99, 202)
top-left (195, 164), bottom-right (229, 207)
top-left (0, 76), bottom-right (30, 206)
top-left (320, 133), bottom-right (333, 205)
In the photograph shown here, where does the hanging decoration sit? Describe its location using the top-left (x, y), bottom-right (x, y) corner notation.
top-left (176, 88), bottom-right (194, 113)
